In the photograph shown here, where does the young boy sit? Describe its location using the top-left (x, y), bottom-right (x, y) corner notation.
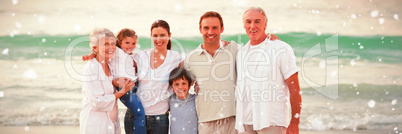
top-left (168, 67), bottom-right (198, 134)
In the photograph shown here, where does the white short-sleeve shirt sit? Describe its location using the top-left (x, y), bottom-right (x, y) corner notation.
top-left (235, 38), bottom-right (298, 132)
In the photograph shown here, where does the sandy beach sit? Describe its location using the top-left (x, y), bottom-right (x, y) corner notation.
top-left (0, 126), bottom-right (393, 134)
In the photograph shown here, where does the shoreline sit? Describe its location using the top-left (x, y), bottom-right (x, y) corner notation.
top-left (0, 126), bottom-right (393, 134)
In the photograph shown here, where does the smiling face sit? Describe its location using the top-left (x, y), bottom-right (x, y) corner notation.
top-left (120, 37), bottom-right (137, 54)
top-left (151, 27), bottom-right (171, 50)
top-left (171, 77), bottom-right (190, 100)
top-left (94, 37), bottom-right (116, 61)
top-left (199, 17), bottom-right (224, 46)
top-left (243, 10), bottom-right (268, 45)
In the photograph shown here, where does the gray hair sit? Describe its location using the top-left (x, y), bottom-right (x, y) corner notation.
top-left (89, 28), bottom-right (116, 47)
top-left (243, 6), bottom-right (268, 22)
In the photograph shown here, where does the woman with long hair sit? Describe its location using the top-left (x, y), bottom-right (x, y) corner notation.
top-left (134, 20), bottom-right (183, 134)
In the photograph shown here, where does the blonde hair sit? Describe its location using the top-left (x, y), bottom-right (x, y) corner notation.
top-left (89, 28), bottom-right (116, 47)
top-left (243, 6), bottom-right (268, 22)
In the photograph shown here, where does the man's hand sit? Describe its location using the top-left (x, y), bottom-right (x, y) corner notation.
top-left (269, 34), bottom-right (280, 41)
top-left (221, 40), bottom-right (230, 47)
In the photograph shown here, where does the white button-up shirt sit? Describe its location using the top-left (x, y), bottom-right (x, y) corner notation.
top-left (80, 58), bottom-right (120, 134)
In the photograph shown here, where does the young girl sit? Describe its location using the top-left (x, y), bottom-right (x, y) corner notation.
top-left (114, 28), bottom-right (146, 134)
top-left (168, 67), bottom-right (198, 134)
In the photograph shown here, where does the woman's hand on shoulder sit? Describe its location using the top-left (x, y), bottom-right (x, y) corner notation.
top-left (82, 53), bottom-right (96, 61)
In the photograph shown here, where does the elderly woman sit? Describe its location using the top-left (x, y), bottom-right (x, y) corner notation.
top-left (79, 28), bottom-right (134, 134)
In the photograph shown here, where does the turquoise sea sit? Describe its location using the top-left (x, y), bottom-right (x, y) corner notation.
top-left (1, 33), bottom-right (401, 62)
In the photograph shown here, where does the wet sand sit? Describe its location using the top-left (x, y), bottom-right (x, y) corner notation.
top-left (0, 126), bottom-right (393, 134)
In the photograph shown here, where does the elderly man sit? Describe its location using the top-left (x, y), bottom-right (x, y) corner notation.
top-left (235, 7), bottom-right (302, 134)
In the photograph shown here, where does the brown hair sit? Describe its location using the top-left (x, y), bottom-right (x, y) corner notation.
top-left (151, 20), bottom-right (171, 50)
top-left (169, 67), bottom-right (193, 88)
top-left (116, 28), bottom-right (137, 48)
top-left (199, 11), bottom-right (224, 29)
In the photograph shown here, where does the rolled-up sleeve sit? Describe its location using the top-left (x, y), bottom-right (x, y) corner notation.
top-left (279, 43), bottom-right (298, 80)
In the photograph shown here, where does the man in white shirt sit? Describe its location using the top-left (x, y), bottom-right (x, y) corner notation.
top-left (235, 7), bottom-right (302, 134)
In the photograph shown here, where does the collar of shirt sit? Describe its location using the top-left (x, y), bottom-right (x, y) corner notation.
top-left (196, 40), bottom-right (225, 55)
top-left (244, 34), bottom-right (272, 52)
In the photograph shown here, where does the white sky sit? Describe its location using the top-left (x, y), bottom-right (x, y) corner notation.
top-left (1, 0), bottom-right (401, 37)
